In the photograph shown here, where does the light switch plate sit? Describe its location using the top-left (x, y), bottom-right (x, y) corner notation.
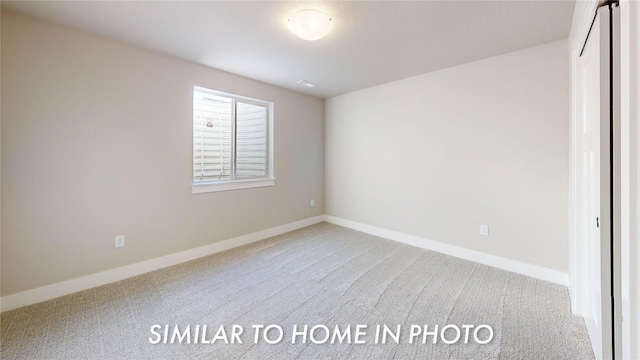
top-left (115, 235), bottom-right (125, 248)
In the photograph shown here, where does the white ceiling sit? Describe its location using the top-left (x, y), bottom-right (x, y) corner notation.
top-left (2, 1), bottom-right (575, 99)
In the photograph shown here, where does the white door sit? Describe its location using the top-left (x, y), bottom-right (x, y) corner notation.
top-left (576, 5), bottom-right (616, 359)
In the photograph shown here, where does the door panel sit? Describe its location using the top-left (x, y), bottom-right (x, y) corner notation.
top-left (577, 6), bottom-right (614, 359)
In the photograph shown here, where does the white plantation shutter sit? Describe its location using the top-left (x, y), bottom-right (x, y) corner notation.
top-left (193, 87), bottom-right (271, 186)
top-left (236, 102), bottom-right (267, 178)
top-left (193, 92), bottom-right (233, 182)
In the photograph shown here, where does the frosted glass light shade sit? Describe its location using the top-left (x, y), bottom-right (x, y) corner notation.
top-left (288, 10), bottom-right (333, 41)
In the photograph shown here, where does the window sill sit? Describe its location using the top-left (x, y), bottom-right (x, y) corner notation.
top-left (191, 178), bottom-right (276, 194)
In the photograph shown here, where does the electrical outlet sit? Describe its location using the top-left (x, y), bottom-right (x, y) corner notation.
top-left (310, 198), bottom-right (315, 207)
top-left (115, 235), bottom-right (125, 248)
top-left (480, 225), bottom-right (489, 236)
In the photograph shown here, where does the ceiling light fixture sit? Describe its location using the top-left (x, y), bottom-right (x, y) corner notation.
top-left (296, 80), bottom-right (316, 88)
top-left (288, 10), bottom-right (333, 41)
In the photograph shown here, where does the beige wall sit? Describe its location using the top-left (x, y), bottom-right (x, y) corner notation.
top-left (325, 40), bottom-right (570, 272)
top-left (1, 10), bottom-right (324, 296)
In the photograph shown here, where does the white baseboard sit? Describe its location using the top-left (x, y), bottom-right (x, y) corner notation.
top-left (584, 316), bottom-right (602, 359)
top-left (0, 216), bottom-right (324, 313)
top-left (0, 214), bottom-right (569, 312)
top-left (323, 215), bottom-right (569, 286)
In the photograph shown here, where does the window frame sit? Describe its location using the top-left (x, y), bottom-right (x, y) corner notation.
top-left (191, 86), bottom-right (275, 194)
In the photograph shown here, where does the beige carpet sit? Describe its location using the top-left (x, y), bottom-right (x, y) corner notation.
top-left (1, 222), bottom-right (594, 359)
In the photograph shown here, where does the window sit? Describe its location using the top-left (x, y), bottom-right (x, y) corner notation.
top-left (192, 86), bottom-right (274, 193)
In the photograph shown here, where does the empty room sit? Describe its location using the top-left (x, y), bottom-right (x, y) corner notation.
top-left (1, 1), bottom-right (638, 359)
